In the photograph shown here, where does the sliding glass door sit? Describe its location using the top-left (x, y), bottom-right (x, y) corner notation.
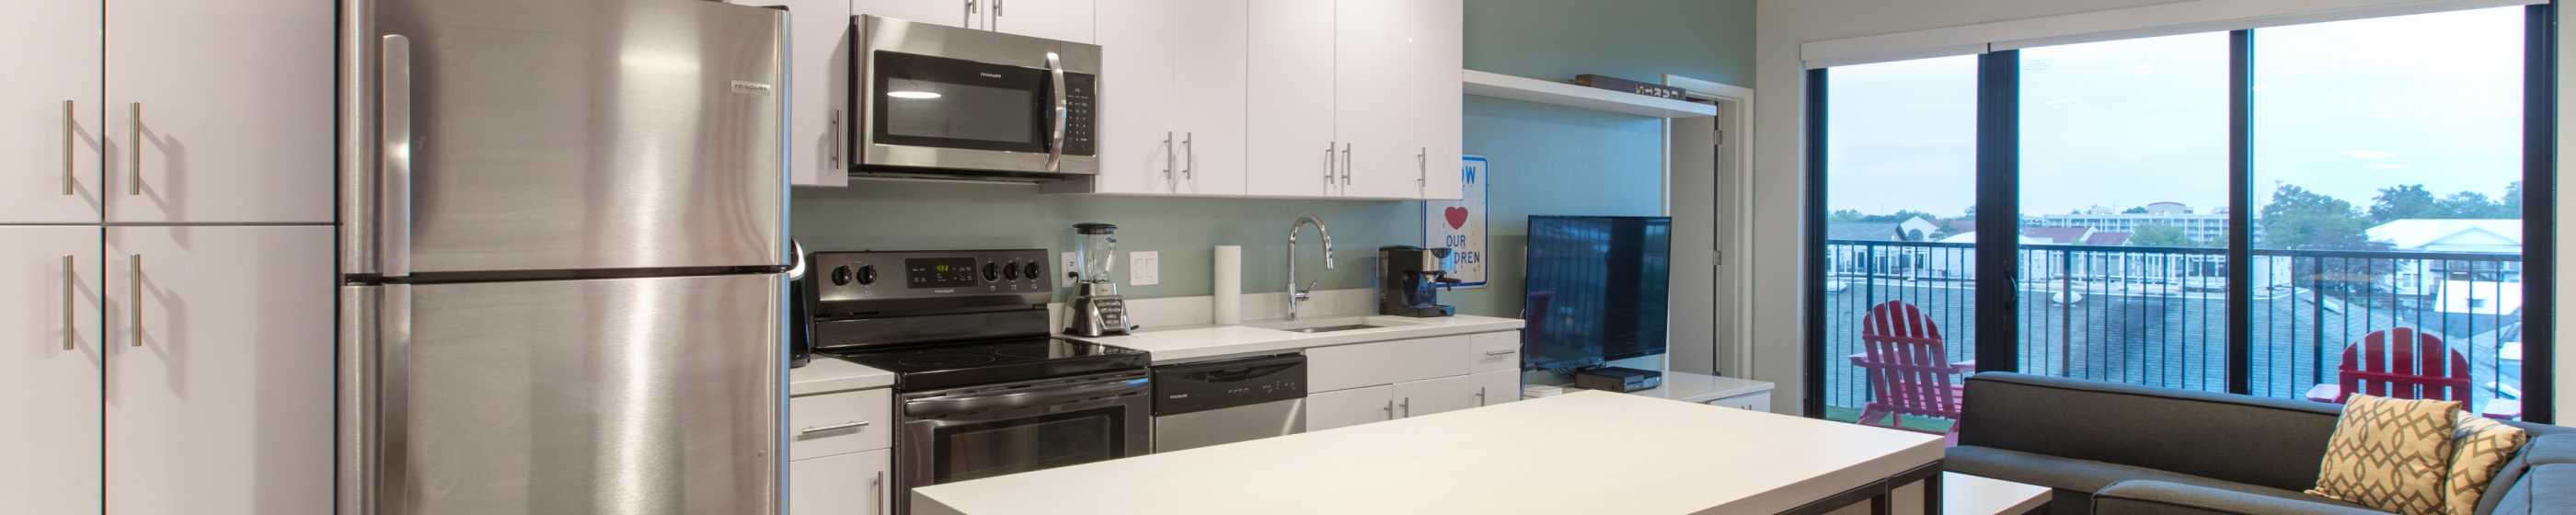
top-left (1804, 5), bottom-right (2553, 423)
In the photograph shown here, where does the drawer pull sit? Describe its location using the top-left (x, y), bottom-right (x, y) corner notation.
top-left (1482, 349), bottom-right (1516, 356)
top-left (798, 420), bottom-right (870, 436)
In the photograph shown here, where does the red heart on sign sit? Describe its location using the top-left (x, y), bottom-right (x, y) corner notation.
top-left (1443, 206), bottom-right (1470, 230)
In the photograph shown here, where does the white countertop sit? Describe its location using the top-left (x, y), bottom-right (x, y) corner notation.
top-left (1623, 371), bottom-right (1777, 404)
top-left (787, 356), bottom-right (893, 396)
top-left (911, 391), bottom-right (1945, 515)
top-left (1063, 315), bottom-right (1524, 363)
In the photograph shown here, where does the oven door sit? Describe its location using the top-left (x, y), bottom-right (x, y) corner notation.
top-left (856, 15), bottom-right (1098, 177)
top-left (897, 372), bottom-right (1149, 500)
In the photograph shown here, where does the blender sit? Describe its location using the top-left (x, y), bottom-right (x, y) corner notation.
top-left (1064, 223), bottom-right (1133, 337)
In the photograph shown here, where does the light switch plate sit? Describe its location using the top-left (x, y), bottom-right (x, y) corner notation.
top-left (1129, 251), bottom-right (1160, 286)
top-left (1060, 252), bottom-right (1079, 288)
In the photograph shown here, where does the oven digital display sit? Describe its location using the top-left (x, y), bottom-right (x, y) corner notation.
top-left (905, 258), bottom-right (980, 289)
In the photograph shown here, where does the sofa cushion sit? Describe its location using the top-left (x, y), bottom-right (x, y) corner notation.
top-left (2306, 395), bottom-right (2460, 515)
top-left (1948, 445), bottom-right (2373, 512)
top-left (2096, 479), bottom-right (2382, 515)
top-left (2487, 464), bottom-right (2573, 515)
top-left (2445, 413), bottom-right (2530, 515)
top-left (2477, 432), bottom-right (2576, 515)
top-left (1960, 373), bottom-right (2345, 491)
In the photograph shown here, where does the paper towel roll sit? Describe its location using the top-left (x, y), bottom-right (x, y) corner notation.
top-left (1213, 246), bottom-right (1242, 325)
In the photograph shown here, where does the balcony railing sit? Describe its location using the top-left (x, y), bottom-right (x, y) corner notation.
top-left (1821, 240), bottom-right (2524, 421)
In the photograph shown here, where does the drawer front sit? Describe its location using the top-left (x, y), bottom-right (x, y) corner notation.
top-left (1709, 392), bottom-right (1772, 412)
top-left (1468, 331), bottom-right (1521, 372)
top-left (789, 388), bottom-right (893, 460)
top-left (1305, 335), bottom-right (1472, 392)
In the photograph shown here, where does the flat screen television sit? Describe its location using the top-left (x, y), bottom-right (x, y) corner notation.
top-left (1521, 215), bottom-right (1672, 372)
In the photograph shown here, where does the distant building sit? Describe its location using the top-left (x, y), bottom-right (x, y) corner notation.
top-left (2032, 201), bottom-right (2231, 243)
top-left (2367, 219), bottom-right (2523, 315)
top-left (1823, 217), bottom-right (1945, 279)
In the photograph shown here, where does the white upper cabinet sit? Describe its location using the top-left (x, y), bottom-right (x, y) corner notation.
top-left (1066, 0), bottom-right (1245, 196)
top-left (1416, 0), bottom-right (1464, 200)
top-left (0, 2), bottom-right (102, 223)
top-left (1332, 0), bottom-right (1420, 200)
top-left (0, 226), bottom-right (103, 514)
top-left (107, 0), bottom-right (333, 223)
top-left (854, 0), bottom-right (983, 29)
top-left (854, 0), bottom-right (1093, 42)
top-left (1086, 0), bottom-right (1182, 194)
top-left (740, 0), bottom-right (855, 187)
top-left (989, 0), bottom-right (1097, 44)
top-left (1243, 0), bottom-right (1339, 199)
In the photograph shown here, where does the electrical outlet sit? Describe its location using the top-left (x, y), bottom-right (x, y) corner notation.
top-left (1060, 251), bottom-right (1079, 288)
top-left (1130, 251), bottom-right (1160, 286)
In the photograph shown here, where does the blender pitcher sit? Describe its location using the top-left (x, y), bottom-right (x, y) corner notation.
top-left (1064, 223), bottom-right (1133, 336)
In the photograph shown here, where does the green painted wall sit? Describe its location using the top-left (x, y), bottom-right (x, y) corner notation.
top-left (792, 0), bottom-right (1754, 317)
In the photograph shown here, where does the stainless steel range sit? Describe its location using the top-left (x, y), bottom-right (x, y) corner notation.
top-left (804, 248), bottom-right (1150, 510)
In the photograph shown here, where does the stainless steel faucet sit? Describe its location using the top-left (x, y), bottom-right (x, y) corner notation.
top-left (1287, 214), bottom-right (1334, 320)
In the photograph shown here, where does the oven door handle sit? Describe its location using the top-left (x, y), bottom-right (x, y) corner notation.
top-left (1044, 51), bottom-right (1067, 172)
top-left (908, 377), bottom-right (1146, 418)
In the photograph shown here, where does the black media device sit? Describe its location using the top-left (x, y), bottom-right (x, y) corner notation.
top-left (1573, 366), bottom-right (1662, 393)
top-left (1520, 216), bottom-right (1673, 373)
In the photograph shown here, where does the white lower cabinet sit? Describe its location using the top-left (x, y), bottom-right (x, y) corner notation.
top-left (1469, 369), bottom-right (1518, 407)
top-left (792, 448), bottom-right (892, 515)
top-left (1305, 384), bottom-right (1394, 431)
top-left (1303, 330), bottom-right (1521, 432)
top-left (108, 225), bottom-right (335, 515)
top-left (789, 387), bottom-right (895, 515)
top-left (1392, 373), bottom-right (1478, 418)
top-left (0, 226), bottom-right (103, 513)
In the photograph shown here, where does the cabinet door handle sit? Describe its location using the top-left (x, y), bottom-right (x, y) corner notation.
top-left (1162, 132), bottom-right (1175, 189)
top-left (963, 0), bottom-right (978, 29)
top-left (1181, 132), bottom-right (1194, 183)
top-left (1381, 399), bottom-right (1393, 419)
top-left (1340, 143), bottom-right (1352, 186)
top-left (871, 471), bottom-right (886, 514)
top-left (1416, 147), bottom-right (1427, 189)
top-left (1398, 396), bottom-right (1410, 418)
top-left (128, 254), bottom-right (143, 348)
top-left (127, 102), bottom-right (142, 196)
top-left (1482, 349), bottom-right (1515, 356)
top-left (1322, 143), bottom-right (1337, 192)
top-left (797, 420), bottom-right (870, 435)
top-left (63, 255), bottom-right (76, 350)
top-left (63, 100), bottom-right (75, 195)
top-left (1476, 387), bottom-right (1488, 406)
top-left (827, 109), bottom-right (842, 169)
top-left (990, 0), bottom-right (1004, 31)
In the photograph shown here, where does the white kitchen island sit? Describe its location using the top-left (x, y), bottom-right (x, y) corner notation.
top-left (911, 391), bottom-right (1945, 515)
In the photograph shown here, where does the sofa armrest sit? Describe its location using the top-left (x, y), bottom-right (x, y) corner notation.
top-left (2093, 480), bottom-right (2382, 515)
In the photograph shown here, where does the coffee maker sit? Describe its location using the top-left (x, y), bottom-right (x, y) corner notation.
top-left (1064, 223), bottom-right (1134, 337)
top-left (1376, 246), bottom-right (1460, 317)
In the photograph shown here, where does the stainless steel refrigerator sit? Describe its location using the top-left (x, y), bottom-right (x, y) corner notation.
top-left (336, 1), bottom-right (790, 513)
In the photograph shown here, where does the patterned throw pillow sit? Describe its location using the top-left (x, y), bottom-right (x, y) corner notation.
top-left (2307, 395), bottom-right (2463, 515)
top-left (2441, 411), bottom-right (2528, 515)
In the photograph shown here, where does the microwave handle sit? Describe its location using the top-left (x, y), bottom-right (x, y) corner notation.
top-left (1045, 51), bottom-right (1067, 172)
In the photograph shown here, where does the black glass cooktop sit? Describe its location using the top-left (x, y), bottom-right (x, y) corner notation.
top-left (818, 338), bottom-right (1148, 391)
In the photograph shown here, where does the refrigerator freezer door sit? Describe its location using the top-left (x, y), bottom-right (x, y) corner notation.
top-left (351, 0), bottom-right (788, 277)
top-left (352, 274), bottom-right (784, 515)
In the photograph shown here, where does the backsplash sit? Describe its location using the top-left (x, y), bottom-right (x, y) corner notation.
top-left (791, 181), bottom-right (1421, 302)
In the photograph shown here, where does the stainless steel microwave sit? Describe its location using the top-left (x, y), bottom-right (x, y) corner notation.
top-left (851, 15), bottom-right (1098, 181)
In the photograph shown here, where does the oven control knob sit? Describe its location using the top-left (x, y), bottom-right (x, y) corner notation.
top-left (830, 265), bottom-right (854, 286)
top-left (1003, 261), bottom-right (1021, 280)
top-left (856, 264), bottom-right (878, 285)
top-left (983, 262), bottom-right (1001, 282)
top-left (1022, 262), bottom-right (1041, 280)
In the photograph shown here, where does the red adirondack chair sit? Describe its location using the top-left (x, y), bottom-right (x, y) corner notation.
top-left (2302, 326), bottom-right (2521, 419)
top-left (1846, 300), bottom-right (1975, 441)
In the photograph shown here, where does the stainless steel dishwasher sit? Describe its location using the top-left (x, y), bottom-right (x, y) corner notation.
top-left (1151, 353), bottom-right (1308, 452)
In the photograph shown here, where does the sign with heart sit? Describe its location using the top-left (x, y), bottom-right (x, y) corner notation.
top-left (1423, 155), bottom-right (1488, 288)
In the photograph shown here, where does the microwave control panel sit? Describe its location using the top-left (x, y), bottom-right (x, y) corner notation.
top-left (1064, 74), bottom-right (1096, 156)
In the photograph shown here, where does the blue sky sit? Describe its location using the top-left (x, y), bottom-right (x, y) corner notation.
top-left (1824, 6), bottom-right (2524, 218)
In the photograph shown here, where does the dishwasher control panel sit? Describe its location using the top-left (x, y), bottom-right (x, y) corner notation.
top-left (1151, 354), bottom-right (1307, 417)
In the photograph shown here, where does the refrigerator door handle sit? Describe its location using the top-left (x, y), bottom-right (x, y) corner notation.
top-left (340, 284), bottom-right (411, 515)
top-left (381, 34), bottom-right (415, 278)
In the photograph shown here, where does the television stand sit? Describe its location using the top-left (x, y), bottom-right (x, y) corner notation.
top-left (1541, 370), bottom-right (1775, 411)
